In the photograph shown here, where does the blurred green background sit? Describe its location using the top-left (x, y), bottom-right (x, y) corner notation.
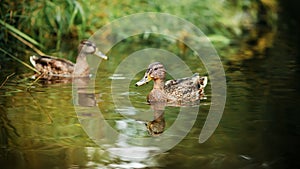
top-left (1, 0), bottom-right (283, 69)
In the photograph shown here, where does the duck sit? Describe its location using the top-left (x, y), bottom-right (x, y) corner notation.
top-left (135, 62), bottom-right (207, 104)
top-left (30, 40), bottom-right (108, 79)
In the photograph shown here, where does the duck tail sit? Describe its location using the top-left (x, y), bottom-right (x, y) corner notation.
top-left (199, 76), bottom-right (208, 100)
top-left (29, 55), bottom-right (38, 68)
top-left (201, 76), bottom-right (208, 88)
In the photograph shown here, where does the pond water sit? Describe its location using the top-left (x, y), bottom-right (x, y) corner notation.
top-left (1, 13), bottom-right (299, 169)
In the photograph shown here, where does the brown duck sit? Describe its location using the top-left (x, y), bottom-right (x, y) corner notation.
top-left (30, 40), bottom-right (108, 79)
top-left (136, 62), bottom-right (207, 104)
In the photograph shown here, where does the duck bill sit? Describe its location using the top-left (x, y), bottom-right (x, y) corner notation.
top-left (94, 48), bottom-right (108, 60)
top-left (135, 73), bottom-right (152, 86)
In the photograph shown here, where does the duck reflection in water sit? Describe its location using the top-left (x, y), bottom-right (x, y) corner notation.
top-left (145, 103), bottom-right (166, 136)
top-left (74, 77), bottom-right (97, 107)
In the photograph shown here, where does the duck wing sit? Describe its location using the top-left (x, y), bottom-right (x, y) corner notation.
top-left (164, 73), bottom-right (207, 102)
top-left (30, 55), bottom-right (74, 76)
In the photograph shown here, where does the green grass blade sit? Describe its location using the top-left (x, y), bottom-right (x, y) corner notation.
top-left (0, 19), bottom-right (44, 49)
top-left (0, 48), bottom-right (40, 74)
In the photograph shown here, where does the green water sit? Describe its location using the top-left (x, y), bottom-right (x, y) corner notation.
top-left (1, 13), bottom-right (299, 169)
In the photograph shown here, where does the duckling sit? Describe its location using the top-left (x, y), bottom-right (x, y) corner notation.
top-left (30, 40), bottom-right (108, 79)
top-left (135, 62), bottom-right (207, 104)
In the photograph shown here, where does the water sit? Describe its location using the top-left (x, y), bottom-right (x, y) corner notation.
top-left (1, 15), bottom-right (299, 169)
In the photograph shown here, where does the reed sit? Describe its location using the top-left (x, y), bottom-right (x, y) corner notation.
top-left (0, 0), bottom-right (278, 60)
top-left (0, 20), bottom-right (43, 49)
top-left (0, 48), bottom-right (40, 73)
top-left (1, 0), bottom-right (89, 51)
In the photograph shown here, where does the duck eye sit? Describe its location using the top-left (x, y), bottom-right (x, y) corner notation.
top-left (154, 67), bottom-right (158, 70)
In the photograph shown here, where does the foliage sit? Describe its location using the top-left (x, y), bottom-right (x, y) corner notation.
top-left (0, 0), bottom-right (278, 62)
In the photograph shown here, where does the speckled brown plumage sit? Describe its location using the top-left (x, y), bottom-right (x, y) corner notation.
top-left (30, 40), bottom-right (108, 80)
top-left (136, 62), bottom-right (207, 105)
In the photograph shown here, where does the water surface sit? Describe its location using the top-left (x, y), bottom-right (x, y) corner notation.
top-left (1, 12), bottom-right (299, 169)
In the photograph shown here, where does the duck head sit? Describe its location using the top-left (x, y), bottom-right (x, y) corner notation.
top-left (78, 40), bottom-right (108, 60)
top-left (136, 62), bottom-right (166, 86)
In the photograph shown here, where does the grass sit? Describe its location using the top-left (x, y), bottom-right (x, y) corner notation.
top-left (0, 48), bottom-right (40, 73)
top-left (0, 0), bottom-right (278, 64)
top-left (0, 19), bottom-right (43, 48)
